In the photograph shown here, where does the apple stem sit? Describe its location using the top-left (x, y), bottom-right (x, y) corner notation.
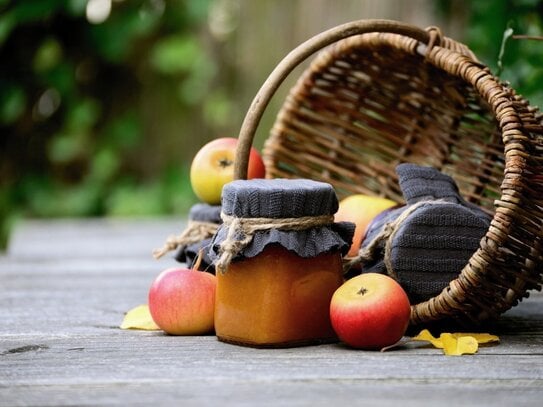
top-left (357, 287), bottom-right (368, 296)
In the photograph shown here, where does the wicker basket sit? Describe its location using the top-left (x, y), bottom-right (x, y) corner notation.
top-left (232, 19), bottom-right (543, 327)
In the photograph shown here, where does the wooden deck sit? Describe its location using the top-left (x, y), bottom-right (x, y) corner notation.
top-left (1, 218), bottom-right (542, 406)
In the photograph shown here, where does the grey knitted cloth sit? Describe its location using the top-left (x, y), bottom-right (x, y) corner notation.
top-left (360, 163), bottom-right (491, 303)
top-left (175, 203), bottom-right (222, 272)
top-left (209, 178), bottom-right (354, 262)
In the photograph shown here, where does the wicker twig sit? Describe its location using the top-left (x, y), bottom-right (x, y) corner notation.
top-left (512, 34), bottom-right (543, 40)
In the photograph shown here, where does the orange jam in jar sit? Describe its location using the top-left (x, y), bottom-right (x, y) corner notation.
top-left (209, 178), bottom-right (353, 348)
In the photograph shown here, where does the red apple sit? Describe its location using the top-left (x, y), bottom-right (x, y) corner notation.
top-left (148, 267), bottom-right (217, 335)
top-left (190, 137), bottom-right (266, 204)
top-left (329, 273), bottom-right (411, 349)
top-left (335, 194), bottom-right (398, 257)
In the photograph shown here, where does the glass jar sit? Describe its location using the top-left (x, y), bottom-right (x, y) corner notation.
top-left (209, 178), bottom-right (353, 347)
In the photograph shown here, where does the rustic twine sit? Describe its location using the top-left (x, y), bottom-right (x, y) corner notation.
top-left (153, 220), bottom-right (220, 260)
top-left (345, 200), bottom-right (453, 278)
top-left (215, 212), bottom-right (335, 274)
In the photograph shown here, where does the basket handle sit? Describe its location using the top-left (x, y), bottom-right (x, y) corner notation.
top-left (234, 19), bottom-right (435, 179)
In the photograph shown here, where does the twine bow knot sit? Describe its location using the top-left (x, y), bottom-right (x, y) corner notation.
top-left (215, 212), bottom-right (334, 274)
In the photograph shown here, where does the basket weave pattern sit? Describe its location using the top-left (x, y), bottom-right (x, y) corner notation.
top-left (235, 20), bottom-right (543, 326)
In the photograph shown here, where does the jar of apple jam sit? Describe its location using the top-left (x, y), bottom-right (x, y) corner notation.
top-left (209, 178), bottom-right (354, 348)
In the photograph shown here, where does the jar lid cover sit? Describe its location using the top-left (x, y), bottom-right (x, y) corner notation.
top-left (221, 178), bottom-right (338, 218)
top-left (189, 203), bottom-right (222, 223)
top-left (209, 178), bottom-right (354, 261)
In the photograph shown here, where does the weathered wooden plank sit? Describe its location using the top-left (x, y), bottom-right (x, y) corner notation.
top-left (6, 218), bottom-right (185, 259)
top-left (0, 257), bottom-right (176, 337)
top-left (1, 331), bottom-right (542, 381)
top-left (2, 379), bottom-right (542, 407)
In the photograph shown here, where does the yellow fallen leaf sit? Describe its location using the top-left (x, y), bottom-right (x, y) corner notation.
top-left (120, 304), bottom-right (160, 330)
top-left (441, 333), bottom-right (478, 356)
top-left (411, 329), bottom-right (499, 356)
top-left (449, 332), bottom-right (500, 345)
top-left (412, 329), bottom-right (444, 348)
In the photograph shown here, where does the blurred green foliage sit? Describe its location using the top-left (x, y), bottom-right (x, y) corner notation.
top-left (0, 0), bottom-right (232, 248)
top-left (462, 0), bottom-right (543, 108)
top-left (0, 0), bottom-right (542, 250)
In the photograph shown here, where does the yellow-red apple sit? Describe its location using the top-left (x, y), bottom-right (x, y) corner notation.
top-left (148, 267), bottom-right (217, 335)
top-left (329, 273), bottom-right (411, 349)
top-left (190, 137), bottom-right (266, 204)
top-left (335, 194), bottom-right (398, 257)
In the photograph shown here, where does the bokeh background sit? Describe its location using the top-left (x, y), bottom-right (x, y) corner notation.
top-left (1, 0), bottom-right (542, 249)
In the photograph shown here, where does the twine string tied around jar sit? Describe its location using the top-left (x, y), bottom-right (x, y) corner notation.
top-left (215, 212), bottom-right (335, 274)
top-left (153, 220), bottom-right (220, 260)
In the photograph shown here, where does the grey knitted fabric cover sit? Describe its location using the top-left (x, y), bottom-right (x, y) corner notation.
top-left (360, 163), bottom-right (492, 303)
top-left (188, 203), bottom-right (223, 223)
top-left (175, 203), bottom-right (222, 271)
top-left (209, 178), bottom-right (354, 262)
